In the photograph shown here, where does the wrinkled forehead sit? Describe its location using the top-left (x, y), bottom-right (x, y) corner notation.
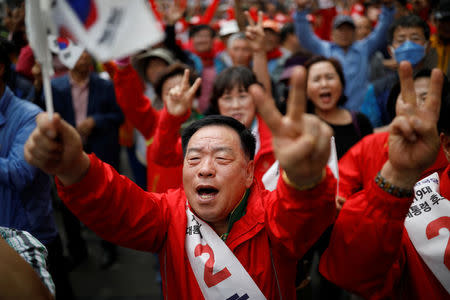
top-left (186, 125), bottom-right (242, 153)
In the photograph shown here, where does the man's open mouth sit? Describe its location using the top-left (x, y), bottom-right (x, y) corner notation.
top-left (196, 186), bottom-right (219, 200)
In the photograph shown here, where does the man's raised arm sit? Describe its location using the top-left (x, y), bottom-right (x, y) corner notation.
top-left (24, 113), bottom-right (170, 252)
top-left (249, 66), bottom-right (336, 257)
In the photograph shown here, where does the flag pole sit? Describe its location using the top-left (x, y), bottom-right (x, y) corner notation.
top-left (25, 0), bottom-right (55, 119)
top-left (41, 65), bottom-right (54, 119)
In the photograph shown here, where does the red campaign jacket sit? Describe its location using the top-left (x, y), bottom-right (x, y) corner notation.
top-left (321, 132), bottom-right (449, 299)
top-left (148, 107), bottom-right (276, 186)
top-left (57, 154), bottom-right (337, 299)
top-left (113, 66), bottom-right (183, 192)
top-left (338, 131), bottom-right (448, 200)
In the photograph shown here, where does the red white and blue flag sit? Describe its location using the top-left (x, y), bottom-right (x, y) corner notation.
top-left (50, 0), bottom-right (165, 61)
top-left (48, 35), bottom-right (85, 69)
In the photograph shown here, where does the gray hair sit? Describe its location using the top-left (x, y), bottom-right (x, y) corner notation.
top-left (227, 32), bottom-right (247, 49)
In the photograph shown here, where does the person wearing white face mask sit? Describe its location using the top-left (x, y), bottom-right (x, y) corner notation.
top-left (361, 14), bottom-right (438, 131)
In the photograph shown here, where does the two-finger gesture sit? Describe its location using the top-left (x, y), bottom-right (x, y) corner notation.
top-left (249, 66), bottom-right (333, 186)
top-left (245, 11), bottom-right (265, 53)
top-left (165, 69), bottom-right (202, 116)
top-left (387, 62), bottom-right (443, 182)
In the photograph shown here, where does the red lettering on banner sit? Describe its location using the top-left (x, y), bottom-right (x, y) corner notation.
top-left (195, 243), bottom-right (231, 287)
top-left (426, 216), bottom-right (450, 270)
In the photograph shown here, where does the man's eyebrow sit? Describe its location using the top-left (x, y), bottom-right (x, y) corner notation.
top-left (186, 147), bottom-right (202, 154)
top-left (186, 146), bottom-right (233, 154)
top-left (212, 146), bottom-right (233, 153)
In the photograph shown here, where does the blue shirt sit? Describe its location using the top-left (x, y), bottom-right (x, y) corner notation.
top-left (0, 86), bottom-right (57, 245)
top-left (294, 6), bottom-right (395, 111)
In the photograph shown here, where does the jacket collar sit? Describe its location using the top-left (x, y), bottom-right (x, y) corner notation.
top-left (225, 182), bottom-right (265, 250)
top-left (0, 86), bottom-right (13, 127)
top-left (254, 115), bottom-right (273, 159)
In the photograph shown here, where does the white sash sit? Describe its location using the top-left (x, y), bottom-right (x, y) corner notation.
top-left (404, 173), bottom-right (450, 293)
top-left (185, 205), bottom-right (266, 299)
top-left (262, 137), bottom-right (339, 192)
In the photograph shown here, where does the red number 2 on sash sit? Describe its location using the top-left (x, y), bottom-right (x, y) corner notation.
top-left (195, 244), bottom-right (231, 287)
top-left (426, 216), bottom-right (450, 270)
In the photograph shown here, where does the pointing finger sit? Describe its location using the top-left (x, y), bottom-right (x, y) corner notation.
top-left (424, 68), bottom-right (443, 119)
top-left (245, 11), bottom-right (255, 26)
top-left (186, 78), bottom-right (202, 101)
top-left (249, 84), bottom-right (282, 132)
top-left (257, 11), bottom-right (263, 27)
top-left (286, 66), bottom-right (307, 124)
top-left (398, 61), bottom-right (416, 108)
top-left (181, 69), bottom-right (190, 89)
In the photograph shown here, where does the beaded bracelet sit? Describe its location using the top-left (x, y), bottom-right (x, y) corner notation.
top-left (374, 171), bottom-right (414, 198)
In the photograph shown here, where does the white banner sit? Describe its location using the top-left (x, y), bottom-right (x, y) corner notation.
top-left (185, 205), bottom-right (266, 299)
top-left (50, 0), bottom-right (164, 61)
top-left (405, 173), bottom-right (450, 293)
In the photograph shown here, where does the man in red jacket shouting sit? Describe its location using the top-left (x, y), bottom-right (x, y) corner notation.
top-left (24, 67), bottom-right (336, 299)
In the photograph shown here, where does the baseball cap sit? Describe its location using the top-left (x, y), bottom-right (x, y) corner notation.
top-left (219, 19), bottom-right (239, 37)
top-left (333, 15), bottom-right (356, 29)
top-left (131, 48), bottom-right (175, 82)
top-left (263, 19), bottom-right (281, 33)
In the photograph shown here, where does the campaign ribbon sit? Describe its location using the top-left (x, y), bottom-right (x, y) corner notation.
top-left (405, 173), bottom-right (450, 293)
top-left (185, 204), bottom-right (266, 299)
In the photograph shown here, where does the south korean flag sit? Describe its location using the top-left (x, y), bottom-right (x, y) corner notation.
top-left (48, 35), bottom-right (84, 69)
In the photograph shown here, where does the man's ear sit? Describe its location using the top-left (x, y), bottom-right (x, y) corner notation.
top-left (387, 45), bottom-right (394, 58)
top-left (440, 133), bottom-right (450, 162)
top-left (245, 160), bottom-right (255, 188)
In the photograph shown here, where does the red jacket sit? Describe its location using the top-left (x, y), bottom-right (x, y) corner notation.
top-left (113, 66), bottom-right (183, 192)
top-left (320, 132), bottom-right (449, 299)
top-left (338, 131), bottom-right (448, 200)
top-left (57, 154), bottom-right (337, 299)
top-left (149, 108), bottom-right (276, 186)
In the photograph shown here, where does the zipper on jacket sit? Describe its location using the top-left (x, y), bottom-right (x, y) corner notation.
top-left (270, 243), bottom-right (282, 300)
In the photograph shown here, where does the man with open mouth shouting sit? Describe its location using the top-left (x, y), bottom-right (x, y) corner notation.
top-left (24, 67), bottom-right (336, 299)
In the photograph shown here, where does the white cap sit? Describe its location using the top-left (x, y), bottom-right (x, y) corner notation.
top-left (219, 19), bottom-right (239, 37)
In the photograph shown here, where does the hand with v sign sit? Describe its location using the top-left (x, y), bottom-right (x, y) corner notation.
top-left (249, 66), bottom-right (333, 188)
top-left (165, 69), bottom-right (202, 117)
top-left (380, 61), bottom-right (444, 189)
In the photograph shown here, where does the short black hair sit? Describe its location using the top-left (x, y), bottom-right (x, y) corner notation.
top-left (206, 66), bottom-right (258, 115)
top-left (0, 37), bottom-right (12, 84)
top-left (280, 23), bottom-right (295, 44)
top-left (189, 24), bottom-right (215, 39)
top-left (304, 55), bottom-right (347, 111)
top-left (181, 115), bottom-right (256, 160)
top-left (388, 15), bottom-right (430, 44)
top-left (154, 62), bottom-right (199, 99)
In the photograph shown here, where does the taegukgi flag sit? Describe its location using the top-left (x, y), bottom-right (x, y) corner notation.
top-left (50, 0), bottom-right (165, 61)
top-left (48, 35), bottom-right (85, 69)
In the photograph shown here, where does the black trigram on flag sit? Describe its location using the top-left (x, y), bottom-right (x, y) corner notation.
top-left (226, 293), bottom-right (249, 300)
